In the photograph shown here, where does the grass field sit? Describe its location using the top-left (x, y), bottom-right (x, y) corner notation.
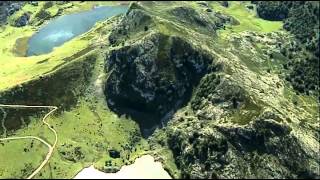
top-left (210, 2), bottom-right (283, 38)
top-left (0, 139), bottom-right (48, 178)
top-left (0, 29), bottom-right (89, 91)
top-left (0, 99), bottom-right (149, 178)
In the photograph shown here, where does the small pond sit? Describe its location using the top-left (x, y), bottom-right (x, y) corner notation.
top-left (27, 5), bottom-right (128, 56)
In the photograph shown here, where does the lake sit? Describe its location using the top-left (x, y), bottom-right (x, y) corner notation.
top-left (27, 5), bottom-right (128, 56)
top-left (74, 155), bottom-right (172, 179)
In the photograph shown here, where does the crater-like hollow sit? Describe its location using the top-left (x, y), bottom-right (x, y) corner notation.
top-left (104, 33), bottom-right (220, 134)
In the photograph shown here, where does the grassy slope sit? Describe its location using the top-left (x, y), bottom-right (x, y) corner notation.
top-left (0, 30), bottom-right (89, 91)
top-left (210, 2), bottom-right (283, 38)
top-left (0, 49), bottom-right (149, 179)
top-left (0, 99), bottom-right (148, 179)
top-left (0, 139), bottom-right (47, 178)
top-left (0, 1), bottom-right (148, 179)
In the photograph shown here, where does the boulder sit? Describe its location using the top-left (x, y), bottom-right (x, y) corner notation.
top-left (108, 149), bottom-right (120, 158)
top-left (206, 8), bottom-right (213, 13)
top-left (14, 13), bottom-right (30, 27)
top-left (221, 1), bottom-right (229, 8)
top-left (246, 5), bottom-right (254, 10)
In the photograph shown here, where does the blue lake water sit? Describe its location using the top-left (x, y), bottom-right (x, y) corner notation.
top-left (27, 5), bottom-right (128, 56)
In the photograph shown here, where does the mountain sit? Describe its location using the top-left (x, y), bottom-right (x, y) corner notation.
top-left (0, 1), bottom-right (319, 179)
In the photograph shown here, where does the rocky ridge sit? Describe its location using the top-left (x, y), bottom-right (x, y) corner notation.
top-left (104, 2), bottom-right (319, 179)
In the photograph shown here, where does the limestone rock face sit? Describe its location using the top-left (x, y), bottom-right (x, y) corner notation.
top-left (102, 2), bottom-right (319, 179)
top-left (6, 2), bottom-right (23, 16)
top-left (166, 115), bottom-right (319, 179)
top-left (0, 2), bottom-right (24, 24)
top-left (105, 32), bottom-right (218, 127)
top-left (168, 6), bottom-right (230, 31)
top-left (109, 8), bottom-right (152, 46)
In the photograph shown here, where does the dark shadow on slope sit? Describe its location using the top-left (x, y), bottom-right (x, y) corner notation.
top-left (104, 33), bottom-right (221, 137)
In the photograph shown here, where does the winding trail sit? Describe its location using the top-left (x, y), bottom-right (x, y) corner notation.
top-left (0, 104), bottom-right (58, 179)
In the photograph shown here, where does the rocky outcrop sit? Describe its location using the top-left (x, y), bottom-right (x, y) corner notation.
top-left (43, 1), bottom-right (54, 9)
top-left (56, 1), bottom-right (70, 5)
top-left (221, 1), bottom-right (229, 8)
top-left (168, 6), bottom-right (230, 31)
top-left (105, 32), bottom-right (219, 128)
top-left (166, 114), bottom-right (319, 179)
top-left (29, 2), bottom-right (38, 6)
top-left (35, 8), bottom-right (51, 19)
top-left (5, 2), bottom-right (23, 16)
top-left (59, 143), bottom-right (85, 163)
top-left (13, 12), bottom-right (30, 27)
top-left (34, 8), bottom-right (51, 22)
top-left (190, 75), bottom-right (253, 121)
top-left (109, 6), bottom-right (153, 46)
top-left (0, 2), bottom-right (24, 24)
top-left (0, 2), bottom-right (7, 24)
top-left (104, 2), bottom-right (319, 179)
top-left (196, 2), bottom-right (209, 7)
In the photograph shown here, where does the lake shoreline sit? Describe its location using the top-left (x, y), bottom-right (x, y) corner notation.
top-left (27, 5), bottom-right (128, 56)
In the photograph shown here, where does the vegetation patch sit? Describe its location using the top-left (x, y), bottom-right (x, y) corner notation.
top-left (211, 1), bottom-right (283, 38)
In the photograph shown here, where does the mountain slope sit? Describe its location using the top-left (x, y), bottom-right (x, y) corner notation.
top-left (0, 1), bottom-right (319, 179)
